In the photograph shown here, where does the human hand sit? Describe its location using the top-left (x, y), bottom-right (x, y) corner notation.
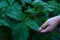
top-left (39, 16), bottom-right (60, 33)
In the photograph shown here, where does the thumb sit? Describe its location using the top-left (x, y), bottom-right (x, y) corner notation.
top-left (40, 26), bottom-right (50, 33)
top-left (39, 22), bottom-right (48, 30)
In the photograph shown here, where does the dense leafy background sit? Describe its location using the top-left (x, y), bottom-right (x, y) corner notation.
top-left (0, 0), bottom-right (60, 40)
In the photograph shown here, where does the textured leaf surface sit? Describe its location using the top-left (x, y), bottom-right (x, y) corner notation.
top-left (13, 23), bottom-right (29, 40)
top-left (8, 0), bottom-right (14, 5)
top-left (0, 1), bottom-right (8, 9)
top-left (0, 0), bottom-right (60, 40)
top-left (5, 6), bottom-right (25, 21)
top-left (26, 19), bottom-right (39, 31)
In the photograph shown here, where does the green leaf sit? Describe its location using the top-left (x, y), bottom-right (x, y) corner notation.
top-left (12, 2), bottom-right (22, 10)
top-left (4, 15), bottom-right (20, 29)
top-left (0, 1), bottom-right (8, 9)
top-left (5, 6), bottom-right (26, 21)
top-left (12, 23), bottom-right (23, 35)
top-left (0, 19), bottom-right (3, 26)
top-left (33, 0), bottom-right (42, 3)
top-left (8, 0), bottom-right (14, 5)
top-left (26, 19), bottom-right (39, 31)
top-left (19, 0), bottom-right (33, 6)
top-left (0, 0), bottom-right (60, 40)
top-left (13, 23), bottom-right (29, 40)
top-left (33, 0), bottom-right (46, 5)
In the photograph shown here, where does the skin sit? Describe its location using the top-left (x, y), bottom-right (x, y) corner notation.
top-left (39, 16), bottom-right (60, 33)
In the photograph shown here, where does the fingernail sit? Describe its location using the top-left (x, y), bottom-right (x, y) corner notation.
top-left (39, 28), bottom-right (41, 30)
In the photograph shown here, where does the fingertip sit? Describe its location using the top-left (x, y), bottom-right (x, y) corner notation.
top-left (40, 29), bottom-right (48, 33)
top-left (39, 27), bottom-right (41, 30)
top-left (40, 30), bottom-right (46, 33)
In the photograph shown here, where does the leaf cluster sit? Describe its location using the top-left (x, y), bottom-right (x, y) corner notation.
top-left (0, 0), bottom-right (60, 40)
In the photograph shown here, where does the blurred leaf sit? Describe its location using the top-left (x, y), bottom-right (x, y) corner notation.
top-left (26, 19), bottom-right (39, 31)
top-left (12, 2), bottom-right (22, 10)
top-left (8, 0), bottom-right (14, 5)
top-left (0, 1), bottom-right (8, 9)
top-left (5, 6), bottom-right (26, 21)
top-left (13, 23), bottom-right (29, 40)
top-left (0, 0), bottom-right (60, 40)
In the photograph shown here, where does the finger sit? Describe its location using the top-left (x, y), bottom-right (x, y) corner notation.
top-left (40, 26), bottom-right (52, 33)
top-left (39, 22), bottom-right (48, 30)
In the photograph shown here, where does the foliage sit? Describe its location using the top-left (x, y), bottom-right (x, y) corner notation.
top-left (0, 0), bottom-right (60, 40)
